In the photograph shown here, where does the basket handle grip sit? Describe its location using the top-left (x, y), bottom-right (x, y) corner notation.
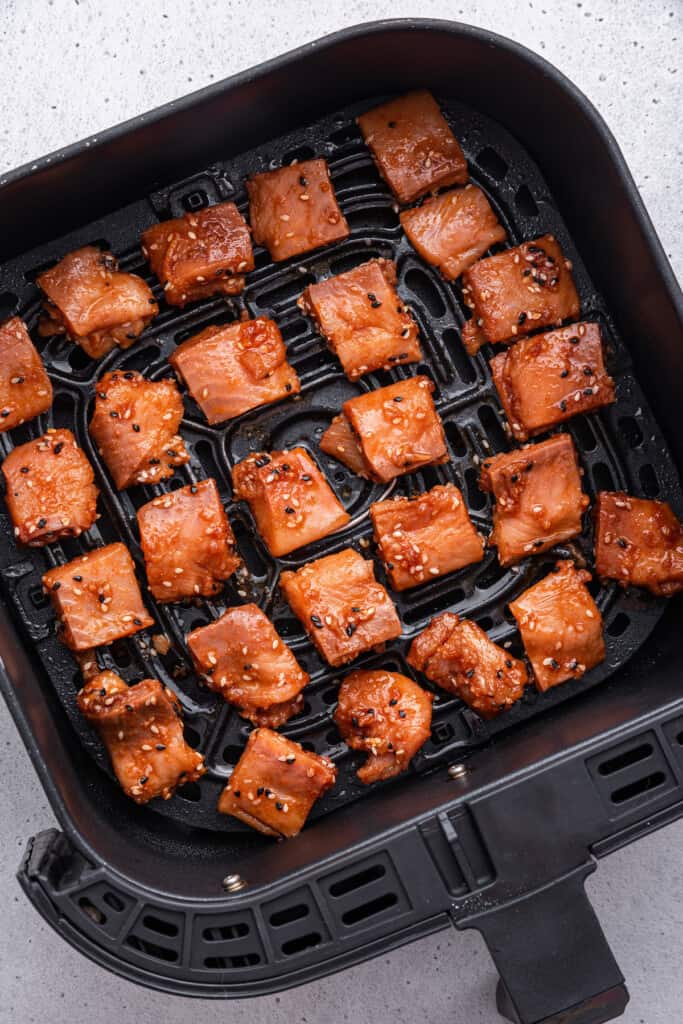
top-left (461, 864), bottom-right (629, 1024)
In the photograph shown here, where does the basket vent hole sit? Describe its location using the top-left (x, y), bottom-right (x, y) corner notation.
top-left (443, 328), bottom-right (477, 385)
top-left (476, 147), bottom-right (508, 181)
top-left (607, 612), bottom-right (630, 638)
top-left (280, 145), bottom-right (316, 166)
top-left (193, 439), bottom-right (222, 483)
top-left (325, 727), bottom-right (341, 745)
top-left (109, 639), bottom-right (132, 668)
top-left (103, 891), bottom-right (125, 913)
top-left (329, 122), bottom-right (361, 147)
top-left (346, 205), bottom-right (398, 231)
top-left (618, 416), bottom-right (643, 449)
top-left (204, 952), bottom-right (260, 968)
top-left (515, 184), bottom-right (539, 218)
top-left (269, 903), bottom-right (310, 927)
top-left (342, 891), bottom-right (398, 926)
top-left (203, 921), bottom-right (250, 942)
top-left (476, 616), bottom-right (494, 631)
top-left (610, 771), bottom-right (666, 805)
top-left (403, 267), bottom-right (446, 318)
top-left (28, 585), bottom-right (49, 610)
top-left (125, 934), bottom-right (178, 962)
top-left (478, 404), bottom-right (508, 451)
top-left (223, 744), bottom-right (244, 765)
top-left (183, 724), bottom-right (202, 748)
top-left (68, 345), bottom-right (92, 372)
top-left (465, 466), bottom-right (486, 511)
top-left (445, 419), bottom-right (467, 458)
top-left (676, 731), bottom-right (683, 746)
top-left (321, 685), bottom-right (339, 706)
top-left (0, 291), bottom-right (18, 319)
top-left (78, 897), bottom-right (106, 925)
top-left (329, 863), bottom-right (385, 897)
top-left (143, 914), bottom-right (179, 937)
top-left (571, 416), bottom-right (598, 453)
top-left (176, 781), bottom-right (202, 802)
top-left (639, 463), bottom-right (659, 498)
top-left (599, 742), bottom-right (653, 776)
top-left (50, 390), bottom-right (77, 428)
top-left (183, 189), bottom-right (209, 212)
top-left (592, 461), bottom-right (615, 492)
top-left (281, 931), bottom-right (322, 956)
top-left (299, 740), bottom-right (317, 753)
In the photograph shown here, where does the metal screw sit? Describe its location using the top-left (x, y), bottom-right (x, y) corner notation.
top-left (222, 873), bottom-right (247, 893)
top-left (447, 763), bottom-right (468, 780)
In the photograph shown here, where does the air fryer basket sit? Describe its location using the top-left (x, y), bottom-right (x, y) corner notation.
top-left (1, 20), bottom-right (682, 1024)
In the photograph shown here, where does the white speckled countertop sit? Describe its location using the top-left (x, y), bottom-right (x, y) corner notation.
top-left (0, 2), bottom-right (681, 1022)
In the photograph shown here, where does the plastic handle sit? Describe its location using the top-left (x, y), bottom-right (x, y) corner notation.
top-left (461, 865), bottom-right (629, 1024)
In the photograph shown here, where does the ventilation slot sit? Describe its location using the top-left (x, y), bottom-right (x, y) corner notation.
top-left (103, 892), bottom-right (125, 913)
top-left (329, 863), bottom-right (385, 897)
top-left (639, 463), bottom-right (659, 497)
top-left (125, 935), bottom-right (178, 962)
top-left (143, 914), bottom-right (179, 937)
top-left (342, 892), bottom-right (398, 926)
top-left (403, 267), bottom-right (446, 318)
top-left (515, 184), bottom-right (539, 218)
top-left (270, 903), bottom-right (310, 928)
top-left (443, 328), bottom-right (477, 385)
top-left (0, 291), bottom-right (18, 319)
top-left (611, 772), bottom-right (667, 805)
top-left (79, 897), bottom-right (106, 925)
top-left (476, 147), bottom-right (508, 180)
top-left (281, 932), bottom-right (321, 956)
top-left (607, 612), bottom-right (630, 638)
top-left (598, 742), bottom-right (653, 776)
top-left (204, 952), bottom-right (260, 969)
top-left (203, 921), bottom-right (249, 942)
top-left (619, 416), bottom-right (643, 449)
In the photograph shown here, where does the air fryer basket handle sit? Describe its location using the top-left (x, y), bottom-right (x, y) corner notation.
top-left (462, 865), bottom-right (629, 1024)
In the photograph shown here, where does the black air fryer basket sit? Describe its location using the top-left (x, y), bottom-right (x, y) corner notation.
top-left (1, 20), bottom-right (682, 1024)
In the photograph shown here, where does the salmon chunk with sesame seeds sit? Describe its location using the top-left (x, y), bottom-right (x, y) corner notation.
top-left (371, 484), bottom-right (484, 591)
top-left (479, 433), bottom-right (588, 567)
top-left (334, 670), bottom-right (433, 783)
top-left (42, 543), bottom-right (153, 651)
top-left (218, 728), bottom-right (336, 837)
top-left (461, 235), bottom-right (580, 355)
top-left (187, 604), bottom-right (310, 727)
top-left (89, 370), bottom-right (189, 489)
top-left (3, 428), bottom-right (98, 546)
top-left (137, 479), bottom-right (239, 603)
top-left (280, 548), bottom-right (402, 668)
top-left (357, 90), bottom-right (468, 205)
top-left (0, 317), bottom-right (53, 431)
top-left (320, 376), bottom-right (448, 484)
top-left (247, 159), bottom-right (349, 262)
top-left (78, 671), bottom-right (205, 804)
top-left (232, 448), bottom-right (349, 557)
top-left (407, 613), bottom-right (528, 718)
top-left (400, 185), bottom-right (506, 281)
top-left (594, 492), bottom-right (683, 597)
top-left (491, 322), bottom-right (615, 442)
top-left (509, 560), bottom-right (605, 692)
top-left (169, 317), bottom-right (300, 425)
top-left (141, 201), bottom-right (254, 307)
top-left (298, 258), bottom-right (422, 381)
top-left (37, 246), bottom-right (158, 359)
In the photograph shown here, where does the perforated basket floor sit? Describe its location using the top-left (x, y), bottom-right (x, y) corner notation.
top-left (1, 96), bottom-right (681, 833)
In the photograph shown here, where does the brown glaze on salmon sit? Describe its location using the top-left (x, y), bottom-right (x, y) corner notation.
top-left (78, 671), bottom-right (205, 804)
top-left (0, 317), bottom-right (53, 431)
top-left (594, 491), bottom-right (683, 596)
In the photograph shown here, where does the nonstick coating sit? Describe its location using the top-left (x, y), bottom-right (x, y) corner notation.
top-left (0, 95), bottom-right (680, 833)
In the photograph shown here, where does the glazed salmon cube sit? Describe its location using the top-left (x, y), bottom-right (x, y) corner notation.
top-left (169, 317), bottom-right (300, 425)
top-left (400, 185), bottom-right (506, 281)
top-left (0, 317), bottom-right (53, 431)
top-left (320, 376), bottom-right (448, 483)
top-left (370, 484), bottom-right (484, 591)
top-left (89, 370), bottom-right (189, 489)
top-left (37, 246), bottom-right (158, 359)
top-left (594, 492), bottom-right (683, 596)
top-left (334, 670), bottom-right (433, 783)
top-left (317, 413), bottom-right (368, 477)
top-left (280, 548), bottom-right (402, 667)
top-left (461, 235), bottom-right (580, 355)
top-left (407, 612), bottom-right (528, 718)
top-left (42, 543), bottom-right (153, 651)
top-left (247, 159), bottom-right (349, 262)
top-left (298, 258), bottom-right (421, 380)
top-left (491, 322), bottom-right (615, 441)
top-left (137, 479), bottom-right (239, 602)
top-left (78, 671), bottom-right (205, 804)
top-left (3, 428), bottom-right (98, 546)
top-left (357, 90), bottom-right (468, 204)
top-left (217, 728), bottom-right (336, 837)
top-left (141, 201), bottom-right (254, 307)
top-left (187, 603), bottom-right (310, 727)
top-left (479, 433), bottom-right (588, 566)
top-left (509, 560), bottom-right (605, 691)
top-left (232, 448), bottom-right (349, 557)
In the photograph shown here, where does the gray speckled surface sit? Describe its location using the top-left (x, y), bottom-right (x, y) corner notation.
top-left (0, 2), bottom-right (681, 1022)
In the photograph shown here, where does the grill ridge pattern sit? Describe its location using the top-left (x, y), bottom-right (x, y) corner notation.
top-left (1, 97), bottom-right (681, 832)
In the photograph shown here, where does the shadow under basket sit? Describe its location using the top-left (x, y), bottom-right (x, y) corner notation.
top-left (1, 19), bottom-right (683, 1024)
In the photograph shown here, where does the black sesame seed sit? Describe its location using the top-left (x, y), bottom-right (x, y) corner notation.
top-left (139, 776), bottom-right (148, 785)
top-left (583, 367), bottom-right (593, 376)
top-left (505, 659), bottom-right (513, 668)
top-left (98, 392), bottom-right (107, 399)
top-left (256, 786), bottom-right (264, 796)
top-left (346, 623), bottom-right (357, 637)
top-left (109, 410), bottom-right (119, 418)
top-left (99, 688), bottom-right (106, 696)
top-left (533, 539), bottom-right (544, 548)
top-left (299, 175), bottom-right (308, 187)
top-left (73, 575), bottom-right (82, 581)
top-left (465, 669), bottom-right (474, 678)
top-left (583, 387), bottom-right (593, 396)
top-left (125, 704), bottom-right (134, 712)
top-left (560, 370), bottom-right (569, 378)
top-left (98, 593), bottom-right (106, 603)
top-left (254, 455), bottom-right (271, 467)
top-left (51, 581), bottom-right (61, 591)
top-left (387, 742), bottom-right (393, 751)
top-left (133, 618), bottom-right (142, 626)
top-left (190, 484), bottom-right (197, 494)
top-left (570, 336), bottom-right (580, 345)
top-left (560, 400), bottom-right (567, 411)
top-left (352, 716), bottom-right (359, 728)
top-left (234, 790), bottom-right (241, 798)
top-left (510, 473), bottom-right (519, 483)
top-left (286, 755), bottom-right (296, 764)
top-left (398, 709), bottom-right (406, 718)
top-left (393, 396), bottom-right (403, 403)
top-left (20, 466), bottom-right (29, 474)
top-left (496, 670), bottom-right (503, 679)
top-left (132, 423), bottom-right (141, 432)
top-left (285, 383), bottom-right (292, 392)
top-left (387, 120), bottom-right (397, 128)
top-left (617, 537), bottom-right (628, 549)
top-left (149, 457), bottom-right (160, 465)
top-left (517, 312), bottom-right (527, 325)
top-left (37, 517), bottom-right (46, 528)
top-left (167, 449), bottom-right (177, 457)
top-left (389, 698), bottom-right (398, 706)
top-left (275, 801), bottom-right (283, 811)
top-left (569, 659), bottom-right (578, 670)
top-left (550, 658), bottom-right (560, 669)
top-left (155, 743), bottom-right (166, 751)
top-left (301, 473), bottom-right (311, 482)
top-left (53, 442), bottom-right (64, 454)
top-left (124, 371), bottom-right (135, 380)
top-left (351, 606), bottom-right (361, 612)
top-left (0, 409), bottom-right (9, 418)
top-left (281, 464), bottom-right (290, 471)
top-left (284, 506), bottom-right (295, 514)
top-left (310, 614), bottom-right (323, 629)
